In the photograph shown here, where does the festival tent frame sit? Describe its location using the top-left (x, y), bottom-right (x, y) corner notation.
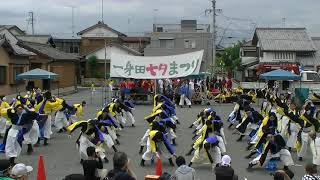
top-left (259, 69), bottom-right (300, 81)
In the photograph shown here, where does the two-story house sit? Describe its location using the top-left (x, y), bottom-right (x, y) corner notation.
top-left (237, 28), bottom-right (318, 81)
top-left (144, 20), bottom-right (212, 72)
top-left (76, 21), bottom-right (149, 79)
top-left (0, 25), bottom-right (80, 94)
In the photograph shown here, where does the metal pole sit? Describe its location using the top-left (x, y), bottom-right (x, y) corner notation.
top-left (101, 80), bottom-right (104, 108)
top-left (104, 39), bottom-right (107, 105)
top-left (31, 12), bottom-right (34, 35)
top-left (71, 7), bottom-right (75, 37)
top-left (101, 0), bottom-right (104, 22)
top-left (211, 0), bottom-right (216, 75)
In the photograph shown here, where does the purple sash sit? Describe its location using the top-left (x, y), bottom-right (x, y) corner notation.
top-left (37, 99), bottom-right (48, 125)
top-left (95, 125), bottom-right (105, 144)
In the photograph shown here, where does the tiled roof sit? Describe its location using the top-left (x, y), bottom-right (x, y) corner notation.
top-left (17, 35), bottom-right (52, 45)
top-left (0, 25), bottom-right (25, 35)
top-left (77, 21), bottom-right (126, 37)
top-left (84, 42), bottom-right (142, 57)
top-left (255, 28), bottom-right (317, 51)
top-left (0, 29), bottom-right (34, 56)
top-left (17, 41), bottom-right (79, 60)
top-left (0, 25), bottom-right (15, 29)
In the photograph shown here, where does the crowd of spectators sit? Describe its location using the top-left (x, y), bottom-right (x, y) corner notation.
top-left (109, 77), bottom-right (227, 103)
top-left (59, 147), bottom-right (241, 180)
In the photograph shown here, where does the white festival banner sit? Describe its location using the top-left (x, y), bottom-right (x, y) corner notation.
top-left (110, 50), bottom-right (203, 79)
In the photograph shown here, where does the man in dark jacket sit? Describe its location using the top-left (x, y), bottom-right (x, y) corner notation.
top-left (82, 146), bottom-right (106, 180)
top-left (214, 155), bottom-right (238, 180)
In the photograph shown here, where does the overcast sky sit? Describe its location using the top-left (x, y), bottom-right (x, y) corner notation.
top-left (1, 0), bottom-right (320, 44)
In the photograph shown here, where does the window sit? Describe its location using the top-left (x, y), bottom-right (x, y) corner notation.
top-left (160, 39), bottom-right (174, 48)
top-left (244, 51), bottom-right (257, 57)
top-left (307, 73), bottom-right (320, 82)
top-left (184, 40), bottom-right (190, 48)
top-left (0, 66), bottom-right (6, 84)
top-left (73, 46), bottom-right (79, 53)
top-left (184, 39), bottom-right (196, 49)
top-left (96, 33), bottom-right (104, 37)
top-left (274, 52), bottom-right (294, 60)
top-left (297, 52), bottom-right (312, 57)
top-left (12, 67), bottom-right (24, 84)
top-left (69, 46), bottom-right (79, 53)
top-left (156, 27), bottom-right (163, 32)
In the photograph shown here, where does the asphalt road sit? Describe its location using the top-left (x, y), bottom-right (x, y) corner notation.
top-left (0, 89), bottom-right (309, 180)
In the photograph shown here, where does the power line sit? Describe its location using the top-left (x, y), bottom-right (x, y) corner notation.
top-left (218, 14), bottom-right (255, 23)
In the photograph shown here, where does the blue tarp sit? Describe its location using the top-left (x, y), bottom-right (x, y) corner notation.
top-left (259, 69), bottom-right (300, 81)
top-left (16, 68), bottom-right (58, 80)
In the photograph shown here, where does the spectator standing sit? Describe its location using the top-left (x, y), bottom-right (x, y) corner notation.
top-left (167, 79), bottom-right (173, 89)
top-left (302, 163), bottom-right (320, 180)
top-left (221, 77), bottom-right (227, 88)
top-left (107, 152), bottom-right (136, 180)
top-left (128, 79), bottom-right (135, 93)
top-left (142, 80), bottom-right (150, 93)
top-left (206, 76), bottom-right (210, 90)
top-left (226, 78), bottom-right (232, 91)
top-left (174, 84), bottom-right (181, 106)
top-left (188, 79), bottom-right (195, 100)
top-left (179, 82), bottom-right (192, 108)
top-left (150, 80), bottom-right (155, 93)
top-left (214, 155), bottom-right (238, 180)
top-left (10, 163), bottom-right (33, 180)
top-left (158, 79), bottom-right (164, 94)
top-left (172, 79), bottom-right (179, 88)
top-left (0, 159), bottom-right (13, 180)
top-left (119, 79), bottom-right (127, 100)
top-left (170, 156), bottom-right (196, 180)
top-left (217, 79), bottom-right (222, 91)
top-left (82, 146), bottom-right (107, 180)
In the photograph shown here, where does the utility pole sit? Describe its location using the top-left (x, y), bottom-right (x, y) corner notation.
top-left (128, 18), bottom-right (130, 34)
top-left (153, 9), bottom-right (158, 31)
top-left (205, 1), bottom-right (216, 75)
top-left (101, 0), bottom-right (104, 23)
top-left (211, 0), bottom-right (216, 75)
top-left (104, 39), bottom-right (107, 106)
top-left (71, 6), bottom-right (75, 37)
top-left (27, 12), bottom-right (35, 35)
top-left (282, 17), bottom-right (286, 28)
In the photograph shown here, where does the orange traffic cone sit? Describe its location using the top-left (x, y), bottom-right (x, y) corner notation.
top-left (155, 157), bottom-right (162, 176)
top-left (37, 155), bottom-right (46, 180)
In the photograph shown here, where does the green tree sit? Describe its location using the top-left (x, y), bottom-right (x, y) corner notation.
top-left (88, 55), bottom-right (98, 78)
top-left (218, 41), bottom-right (243, 77)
